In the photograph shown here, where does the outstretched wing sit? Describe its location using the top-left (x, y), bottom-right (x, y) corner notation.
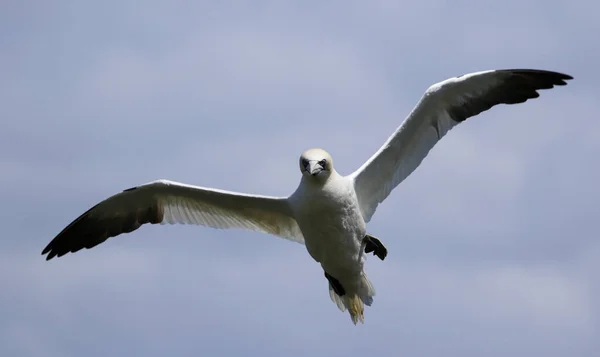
top-left (350, 69), bottom-right (572, 222)
top-left (42, 179), bottom-right (303, 260)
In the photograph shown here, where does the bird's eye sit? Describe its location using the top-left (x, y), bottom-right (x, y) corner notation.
top-left (319, 159), bottom-right (327, 167)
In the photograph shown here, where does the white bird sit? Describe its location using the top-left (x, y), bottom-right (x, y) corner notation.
top-left (43, 69), bottom-right (572, 324)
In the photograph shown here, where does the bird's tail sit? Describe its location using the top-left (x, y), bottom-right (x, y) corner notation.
top-left (328, 271), bottom-right (376, 325)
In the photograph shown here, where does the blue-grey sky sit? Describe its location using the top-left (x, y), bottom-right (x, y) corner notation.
top-left (1, 1), bottom-right (599, 356)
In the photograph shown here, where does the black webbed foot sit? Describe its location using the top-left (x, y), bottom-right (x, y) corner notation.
top-left (364, 234), bottom-right (388, 261)
top-left (324, 271), bottom-right (346, 296)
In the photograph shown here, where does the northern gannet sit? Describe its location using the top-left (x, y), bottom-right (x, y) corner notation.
top-left (42, 69), bottom-right (572, 324)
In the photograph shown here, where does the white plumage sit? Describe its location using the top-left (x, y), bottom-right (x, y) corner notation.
top-left (42, 69), bottom-right (572, 324)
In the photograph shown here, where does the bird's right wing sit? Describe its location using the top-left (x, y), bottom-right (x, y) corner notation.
top-left (42, 179), bottom-right (304, 260)
top-left (350, 69), bottom-right (572, 222)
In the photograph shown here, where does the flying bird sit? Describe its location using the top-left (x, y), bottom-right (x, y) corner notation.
top-left (42, 69), bottom-right (572, 324)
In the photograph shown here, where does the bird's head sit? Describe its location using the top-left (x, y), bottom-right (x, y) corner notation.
top-left (299, 148), bottom-right (334, 182)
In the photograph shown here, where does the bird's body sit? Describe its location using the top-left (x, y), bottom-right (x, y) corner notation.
top-left (41, 68), bottom-right (573, 325)
top-left (289, 165), bottom-right (374, 322)
top-left (292, 174), bottom-right (364, 269)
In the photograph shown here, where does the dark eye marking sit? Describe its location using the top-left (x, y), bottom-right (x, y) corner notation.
top-left (319, 159), bottom-right (327, 167)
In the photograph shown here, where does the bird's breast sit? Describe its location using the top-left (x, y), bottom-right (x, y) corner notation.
top-left (290, 182), bottom-right (366, 265)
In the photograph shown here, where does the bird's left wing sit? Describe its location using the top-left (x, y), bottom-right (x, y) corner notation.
top-left (350, 69), bottom-right (572, 222)
top-left (42, 179), bottom-right (303, 260)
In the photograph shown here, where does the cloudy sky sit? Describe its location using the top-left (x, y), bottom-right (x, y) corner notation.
top-left (1, 0), bottom-right (599, 356)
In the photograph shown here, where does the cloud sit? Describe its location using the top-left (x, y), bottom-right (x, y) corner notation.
top-left (1, 1), bottom-right (599, 356)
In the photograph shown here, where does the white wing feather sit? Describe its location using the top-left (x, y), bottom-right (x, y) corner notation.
top-left (350, 69), bottom-right (572, 222)
top-left (42, 179), bottom-right (303, 260)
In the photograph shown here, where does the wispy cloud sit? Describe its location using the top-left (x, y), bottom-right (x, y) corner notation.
top-left (1, 1), bottom-right (598, 356)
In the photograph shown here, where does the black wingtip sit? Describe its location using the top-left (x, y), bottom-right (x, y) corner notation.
top-left (502, 69), bottom-right (574, 85)
top-left (540, 70), bottom-right (573, 81)
top-left (42, 243), bottom-right (58, 260)
top-left (41, 245), bottom-right (52, 258)
top-left (41, 192), bottom-right (164, 261)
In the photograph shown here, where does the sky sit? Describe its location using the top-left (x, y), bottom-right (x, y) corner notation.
top-left (1, 0), bottom-right (599, 356)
